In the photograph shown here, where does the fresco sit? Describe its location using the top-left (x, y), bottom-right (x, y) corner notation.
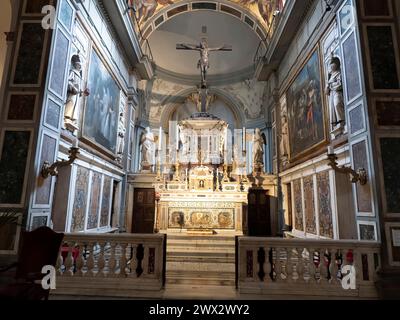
top-left (129, 0), bottom-right (287, 33)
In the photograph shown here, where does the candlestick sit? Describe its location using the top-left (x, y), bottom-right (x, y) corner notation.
top-left (242, 127), bottom-right (246, 152)
top-left (176, 126), bottom-right (179, 151)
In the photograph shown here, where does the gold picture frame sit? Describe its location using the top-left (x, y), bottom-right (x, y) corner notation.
top-left (284, 46), bottom-right (329, 162)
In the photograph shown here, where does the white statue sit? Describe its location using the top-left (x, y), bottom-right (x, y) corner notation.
top-left (280, 113), bottom-right (289, 157)
top-left (253, 128), bottom-right (264, 168)
top-left (140, 127), bottom-right (155, 170)
top-left (64, 54), bottom-right (89, 130)
top-left (326, 56), bottom-right (345, 129)
top-left (116, 110), bottom-right (126, 160)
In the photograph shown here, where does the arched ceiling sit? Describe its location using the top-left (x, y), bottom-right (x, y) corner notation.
top-left (131, 0), bottom-right (287, 83)
top-left (132, 0), bottom-right (286, 34)
top-left (148, 10), bottom-right (260, 78)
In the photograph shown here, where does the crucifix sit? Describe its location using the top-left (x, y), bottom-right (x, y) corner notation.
top-left (177, 37), bottom-right (232, 112)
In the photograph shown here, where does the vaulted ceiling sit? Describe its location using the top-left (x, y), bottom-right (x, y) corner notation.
top-left (131, 0), bottom-right (287, 83)
top-left (148, 10), bottom-right (259, 80)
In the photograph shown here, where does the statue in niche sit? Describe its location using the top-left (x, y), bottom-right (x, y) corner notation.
top-left (116, 109), bottom-right (126, 162)
top-left (280, 113), bottom-right (289, 158)
top-left (140, 127), bottom-right (155, 171)
top-left (64, 54), bottom-right (89, 131)
top-left (325, 56), bottom-right (345, 131)
top-left (252, 128), bottom-right (264, 171)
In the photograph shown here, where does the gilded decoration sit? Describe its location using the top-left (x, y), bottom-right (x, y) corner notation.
top-left (168, 203), bottom-right (235, 229)
top-left (131, 0), bottom-right (287, 35)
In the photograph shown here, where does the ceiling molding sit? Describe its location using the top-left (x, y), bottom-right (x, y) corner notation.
top-left (138, 0), bottom-right (277, 41)
top-left (154, 64), bottom-right (255, 86)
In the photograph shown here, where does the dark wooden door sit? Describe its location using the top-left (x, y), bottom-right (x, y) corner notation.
top-left (248, 189), bottom-right (271, 237)
top-left (133, 188), bottom-right (155, 234)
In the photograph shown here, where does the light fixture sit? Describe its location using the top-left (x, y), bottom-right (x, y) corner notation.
top-left (41, 146), bottom-right (80, 179)
top-left (327, 148), bottom-right (368, 185)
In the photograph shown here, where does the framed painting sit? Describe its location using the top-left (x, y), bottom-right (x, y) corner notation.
top-left (286, 48), bottom-right (327, 161)
top-left (82, 49), bottom-right (120, 154)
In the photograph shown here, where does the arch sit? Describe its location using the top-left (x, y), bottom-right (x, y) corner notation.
top-left (140, 0), bottom-right (269, 44)
top-left (159, 87), bottom-right (246, 131)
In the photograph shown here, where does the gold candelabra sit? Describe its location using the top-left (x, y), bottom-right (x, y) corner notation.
top-left (222, 163), bottom-right (230, 182)
top-left (41, 147), bottom-right (79, 179)
top-left (241, 150), bottom-right (248, 183)
top-left (173, 159), bottom-right (181, 181)
top-left (156, 154), bottom-right (162, 182)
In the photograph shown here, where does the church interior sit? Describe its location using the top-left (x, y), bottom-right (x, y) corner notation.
top-left (0, 0), bottom-right (400, 300)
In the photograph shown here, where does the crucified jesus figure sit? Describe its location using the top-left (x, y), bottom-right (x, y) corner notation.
top-left (177, 38), bottom-right (232, 88)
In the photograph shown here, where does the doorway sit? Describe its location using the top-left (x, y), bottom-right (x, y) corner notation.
top-left (247, 189), bottom-right (272, 237)
top-left (132, 188), bottom-right (155, 234)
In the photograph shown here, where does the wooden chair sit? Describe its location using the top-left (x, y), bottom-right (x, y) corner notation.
top-left (0, 226), bottom-right (64, 300)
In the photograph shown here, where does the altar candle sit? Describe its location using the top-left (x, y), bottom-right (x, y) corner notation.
top-left (328, 146), bottom-right (334, 155)
top-left (225, 127), bottom-right (229, 156)
top-left (242, 127), bottom-right (246, 152)
top-left (176, 126), bottom-right (179, 151)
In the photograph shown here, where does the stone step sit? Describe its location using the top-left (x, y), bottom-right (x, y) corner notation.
top-left (167, 248), bottom-right (236, 255)
top-left (165, 234), bottom-right (237, 287)
top-left (167, 257), bottom-right (235, 266)
top-left (167, 250), bottom-right (235, 258)
top-left (167, 242), bottom-right (235, 250)
top-left (167, 261), bottom-right (235, 273)
top-left (166, 271), bottom-right (236, 286)
top-left (167, 234), bottom-right (236, 241)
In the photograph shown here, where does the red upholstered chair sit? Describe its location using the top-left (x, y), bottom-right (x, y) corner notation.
top-left (0, 226), bottom-right (64, 300)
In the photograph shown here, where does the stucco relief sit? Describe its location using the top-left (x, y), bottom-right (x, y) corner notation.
top-left (221, 80), bottom-right (266, 119)
top-left (140, 78), bottom-right (190, 122)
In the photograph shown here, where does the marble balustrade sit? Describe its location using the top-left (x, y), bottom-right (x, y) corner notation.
top-left (237, 237), bottom-right (381, 299)
top-left (53, 233), bottom-right (166, 298)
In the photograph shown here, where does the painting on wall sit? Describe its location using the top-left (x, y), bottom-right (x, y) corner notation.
top-left (83, 50), bottom-right (120, 153)
top-left (286, 49), bottom-right (327, 161)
